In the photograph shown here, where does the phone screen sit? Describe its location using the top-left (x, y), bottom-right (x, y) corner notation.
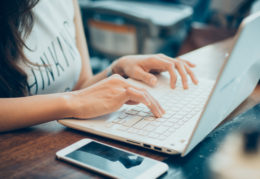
top-left (65, 141), bottom-right (159, 178)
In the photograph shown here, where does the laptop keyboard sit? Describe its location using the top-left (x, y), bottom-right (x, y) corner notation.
top-left (106, 79), bottom-right (214, 141)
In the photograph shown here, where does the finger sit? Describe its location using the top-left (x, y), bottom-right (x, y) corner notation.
top-left (167, 63), bottom-right (178, 89)
top-left (143, 56), bottom-right (178, 89)
top-left (175, 62), bottom-right (188, 89)
top-left (142, 55), bottom-right (170, 71)
top-left (152, 57), bottom-right (178, 89)
top-left (109, 73), bottom-right (123, 79)
top-left (156, 55), bottom-right (191, 89)
top-left (176, 57), bottom-right (196, 67)
top-left (108, 74), bottom-right (131, 88)
top-left (136, 87), bottom-right (165, 115)
top-left (184, 64), bottom-right (199, 85)
top-left (160, 54), bottom-right (196, 68)
top-left (184, 60), bottom-right (196, 67)
top-left (133, 67), bottom-right (158, 86)
top-left (143, 90), bottom-right (165, 115)
top-left (126, 87), bottom-right (162, 117)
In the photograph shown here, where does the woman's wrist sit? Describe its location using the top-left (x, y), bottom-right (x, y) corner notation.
top-left (106, 65), bottom-right (113, 77)
top-left (59, 92), bottom-right (79, 119)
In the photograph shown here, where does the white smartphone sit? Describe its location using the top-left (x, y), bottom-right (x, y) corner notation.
top-left (56, 139), bottom-right (168, 179)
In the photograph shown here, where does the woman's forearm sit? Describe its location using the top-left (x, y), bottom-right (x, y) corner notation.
top-left (77, 67), bottom-right (113, 89)
top-left (0, 93), bottom-right (72, 132)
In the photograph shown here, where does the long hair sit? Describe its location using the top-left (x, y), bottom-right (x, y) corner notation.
top-left (0, 0), bottom-right (39, 97)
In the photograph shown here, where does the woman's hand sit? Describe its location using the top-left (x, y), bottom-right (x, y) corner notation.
top-left (67, 74), bottom-right (165, 119)
top-left (111, 54), bottom-right (198, 89)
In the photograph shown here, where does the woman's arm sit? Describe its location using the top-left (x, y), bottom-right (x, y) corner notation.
top-left (0, 75), bottom-right (163, 132)
top-left (72, 0), bottom-right (110, 90)
top-left (0, 93), bottom-right (72, 132)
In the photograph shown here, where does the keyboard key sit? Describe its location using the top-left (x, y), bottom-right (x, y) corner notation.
top-left (117, 125), bottom-right (129, 131)
top-left (144, 124), bottom-right (156, 131)
top-left (174, 114), bottom-right (184, 119)
top-left (154, 126), bottom-right (169, 134)
top-left (178, 120), bottom-right (185, 125)
top-left (142, 108), bottom-right (151, 113)
top-left (183, 117), bottom-right (190, 122)
top-left (122, 116), bottom-right (143, 127)
top-left (182, 108), bottom-right (190, 113)
top-left (194, 108), bottom-right (202, 113)
top-left (128, 128), bottom-right (139, 133)
top-left (137, 111), bottom-right (149, 117)
top-left (112, 118), bottom-right (124, 124)
top-left (140, 131), bottom-right (149, 136)
top-left (125, 109), bottom-right (139, 115)
top-left (150, 121), bottom-right (161, 126)
top-left (162, 113), bottom-right (172, 119)
top-left (118, 113), bottom-right (128, 119)
top-left (111, 124), bottom-right (122, 129)
top-left (156, 118), bottom-right (167, 122)
top-left (132, 106), bottom-right (144, 112)
top-left (168, 117), bottom-right (179, 123)
top-left (173, 124), bottom-right (180, 129)
top-left (144, 116), bottom-right (156, 121)
top-left (105, 123), bottom-right (114, 128)
top-left (164, 130), bottom-right (173, 137)
top-left (162, 121), bottom-right (174, 127)
top-left (171, 108), bottom-right (180, 114)
top-left (133, 120), bottom-right (149, 129)
top-left (190, 110), bottom-right (198, 116)
top-left (168, 127), bottom-right (176, 133)
top-left (186, 113), bottom-right (193, 118)
top-left (136, 130), bottom-right (143, 135)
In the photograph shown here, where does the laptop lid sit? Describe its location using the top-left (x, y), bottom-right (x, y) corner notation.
top-left (182, 12), bottom-right (260, 156)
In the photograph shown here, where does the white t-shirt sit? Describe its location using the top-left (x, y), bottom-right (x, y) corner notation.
top-left (19, 0), bottom-right (82, 95)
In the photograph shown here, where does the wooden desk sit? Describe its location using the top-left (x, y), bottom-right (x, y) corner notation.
top-left (1, 40), bottom-right (260, 179)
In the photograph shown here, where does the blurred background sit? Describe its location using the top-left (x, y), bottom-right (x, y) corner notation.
top-left (78, 0), bottom-right (259, 74)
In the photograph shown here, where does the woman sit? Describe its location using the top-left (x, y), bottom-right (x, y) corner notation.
top-left (0, 0), bottom-right (198, 132)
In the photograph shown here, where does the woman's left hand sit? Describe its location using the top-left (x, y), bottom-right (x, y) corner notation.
top-left (111, 54), bottom-right (198, 89)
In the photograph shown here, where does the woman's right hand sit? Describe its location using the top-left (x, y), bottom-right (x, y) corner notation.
top-left (67, 74), bottom-right (165, 119)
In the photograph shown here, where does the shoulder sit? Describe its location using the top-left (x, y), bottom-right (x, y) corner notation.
top-left (33, 0), bottom-right (75, 19)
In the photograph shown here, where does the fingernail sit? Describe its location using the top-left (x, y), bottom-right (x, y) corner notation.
top-left (150, 77), bottom-right (157, 86)
top-left (146, 100), bottom-right (151, 106)
top-left (154, 110), bottom-right (160, 117)
top-left (160, 108), bottom-right (165, 115)
top-left (161, 108), bottom-right (166, 114)
top-left (184, 82), bottom-right (188, 89)
top-left (195, 78), bottom-right (199, 85)
top-left (158, 111), bottom-right (162, 117)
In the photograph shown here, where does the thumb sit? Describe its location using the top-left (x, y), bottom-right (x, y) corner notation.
top-left (133, 67), bottom-right (157, 86)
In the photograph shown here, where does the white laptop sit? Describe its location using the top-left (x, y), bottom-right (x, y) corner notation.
top-left (59, 12), bottom-right (260, 156)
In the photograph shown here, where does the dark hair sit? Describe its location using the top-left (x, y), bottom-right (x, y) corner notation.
top-left (0, 0), bottom-right (39, 97)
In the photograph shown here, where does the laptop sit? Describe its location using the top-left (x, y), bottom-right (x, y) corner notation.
top-left (58, 12), bottom-right (260, 156)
